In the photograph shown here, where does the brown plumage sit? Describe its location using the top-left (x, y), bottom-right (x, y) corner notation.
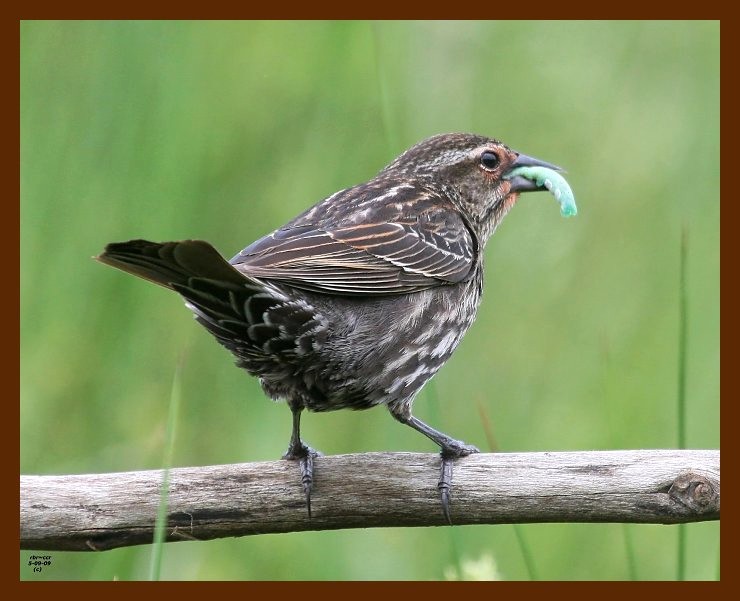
top-left (97, 132), bottom-right (564, 522)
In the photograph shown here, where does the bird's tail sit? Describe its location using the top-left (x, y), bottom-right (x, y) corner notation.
top-left (96, 239), bottom-right (267, 349)
top-left (96, 240), bottom-right (316, 365)
top-left (96, 239), bottom-right (247, 289)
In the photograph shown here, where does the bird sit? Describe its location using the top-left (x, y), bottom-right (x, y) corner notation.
top-left (97, 132), bottom-right (565, 523)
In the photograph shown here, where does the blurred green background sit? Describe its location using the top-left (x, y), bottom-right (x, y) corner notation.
top-left (20, 20), bottom-right (719, 580)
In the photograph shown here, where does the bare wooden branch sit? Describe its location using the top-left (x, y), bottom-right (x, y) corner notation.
top-left (20, 449), bottom-right (719, 551)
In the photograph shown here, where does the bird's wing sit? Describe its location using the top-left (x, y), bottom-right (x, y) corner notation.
top-left (230, 189), bottom-right (476, 296)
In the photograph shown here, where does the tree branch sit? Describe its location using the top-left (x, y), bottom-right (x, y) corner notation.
top-left (20, 449), bottom-right (719, 551)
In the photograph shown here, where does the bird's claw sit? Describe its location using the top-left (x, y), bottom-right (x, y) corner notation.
top-left (438, 457), bottom-right (454, 525)
top-left (441, 441), bottom-right (480, 459)
top-left (438, 442), bottom-right (479, 524)
top-left (283, 443), bottom-right (322, 519)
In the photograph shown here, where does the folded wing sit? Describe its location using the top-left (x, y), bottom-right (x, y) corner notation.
top-left (231, 189), bottom-right (476, 296)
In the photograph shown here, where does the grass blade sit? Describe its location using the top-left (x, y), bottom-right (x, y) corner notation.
top-left (370, 21), bottom-right (400, 157)
top-left (148, 358), bottom-right (183, 581)
top-left (476, 400), bottom-right (537, 580)
top-left (677, 226), bottom-right (688, 581)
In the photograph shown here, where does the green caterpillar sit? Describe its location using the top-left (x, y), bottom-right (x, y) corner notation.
top-left (505, 166), bottom-right (578, 217)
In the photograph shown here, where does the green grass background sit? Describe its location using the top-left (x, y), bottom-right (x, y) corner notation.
top-left (20, 20), bottom-right (719, 580)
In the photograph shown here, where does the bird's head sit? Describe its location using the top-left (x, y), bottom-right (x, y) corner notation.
top-left (381, 132), bottom-right (564, 242)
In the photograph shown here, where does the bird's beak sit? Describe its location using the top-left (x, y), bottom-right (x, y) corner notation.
top-left (506, 152), bottom-right (565, 193)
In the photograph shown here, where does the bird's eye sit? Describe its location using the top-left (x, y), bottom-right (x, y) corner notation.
top-left (479, 151), bottom-right (500, 170)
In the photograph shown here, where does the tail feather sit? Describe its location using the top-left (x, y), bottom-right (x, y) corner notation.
top-left (95, 239), bottom-right (247, 289)
top-left (96, 239), bottom-right (322, 365)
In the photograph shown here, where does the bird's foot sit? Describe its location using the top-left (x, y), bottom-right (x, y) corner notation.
top-left (283, 442), bottom-right (323, 518)
top-left (439, 441), bottom-right (480, 525)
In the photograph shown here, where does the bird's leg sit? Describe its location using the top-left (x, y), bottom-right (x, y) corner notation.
top-left (390, 409), bottom-right (479, 525)
top-left (282, 403), bottom-right (321, 518)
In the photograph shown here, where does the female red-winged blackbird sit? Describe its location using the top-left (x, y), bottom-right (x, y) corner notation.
top-left (97, 132), bottom-right (564, 522)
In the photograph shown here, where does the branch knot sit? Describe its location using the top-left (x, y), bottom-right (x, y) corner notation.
top-left (668, 472), bottom-right (719, 513)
